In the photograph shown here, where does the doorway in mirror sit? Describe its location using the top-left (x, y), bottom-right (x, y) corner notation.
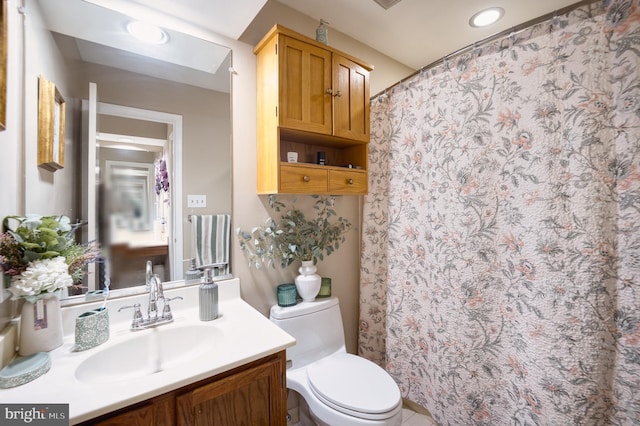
top-left (84, 95), bottom-right (183, 292)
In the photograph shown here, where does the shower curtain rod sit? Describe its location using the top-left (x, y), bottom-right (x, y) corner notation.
top-left (372, 0), bottom-right (602, 99)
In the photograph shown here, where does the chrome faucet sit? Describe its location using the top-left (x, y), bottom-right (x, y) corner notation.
top-left (147, 270), bottom-right (164, 321)
top-left (119, 261), bottom-right (182, 331)
top-left (145, 260), bottom-right (153, 291)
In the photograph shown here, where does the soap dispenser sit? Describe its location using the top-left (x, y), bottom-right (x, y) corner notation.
top-left (199, 267), bottom-right (219, 321)
top-left (316, 19), bottom-right (329, 44)
top-left (184, 258), bottom-right (202, 284)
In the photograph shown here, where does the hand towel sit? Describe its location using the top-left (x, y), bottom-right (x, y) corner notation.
top-left (191, 214), bottom-right (231, 276)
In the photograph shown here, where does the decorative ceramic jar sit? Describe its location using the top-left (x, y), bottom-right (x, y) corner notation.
top-left (294, 260), bottom-right (321, 302)
top-left (19, 292), bottom-right (63, 356)
top-left (73, 307), bottom-right (110, 352)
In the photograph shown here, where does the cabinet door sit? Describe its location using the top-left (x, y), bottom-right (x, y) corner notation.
top-left (175, 355), bottom-right (286, 426)
top-left (332, 54), bottom-right (370, 142)
top-left (90, 404), bottom-right (154, 426)
top-left (279, 36), bottom-right (332, 135)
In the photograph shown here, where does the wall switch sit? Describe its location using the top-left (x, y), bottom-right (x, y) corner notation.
top-left (187, 195), bottom-right (207, 208)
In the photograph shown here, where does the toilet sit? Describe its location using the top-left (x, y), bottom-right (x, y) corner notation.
top-left (270, 297), bottom-right (403, 426)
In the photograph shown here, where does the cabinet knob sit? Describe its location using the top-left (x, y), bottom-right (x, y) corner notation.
top-left (348, 179), bottom-right (354, 185)
top-left (303, 176), bottom-right (311, 182)
top-left (325, 89), bottom-right (342, 97)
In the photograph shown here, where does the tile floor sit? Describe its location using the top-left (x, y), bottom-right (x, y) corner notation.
top-left (401, 407), bottom-right (439, 426)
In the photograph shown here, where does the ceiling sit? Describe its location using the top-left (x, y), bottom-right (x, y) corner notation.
top-left (51, 0), bottom-right (584, 86)
top-left (274, 0), bottom-right (582, 70)
top-left (118, 0), bottom-right (583, 70)
top-left (38, 0), bottom-right (234, 92)
top-left (96, 0), bottom-right (268, 40)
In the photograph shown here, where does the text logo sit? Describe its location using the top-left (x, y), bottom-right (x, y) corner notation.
top-left (1, 404), bottom-right (68, 425)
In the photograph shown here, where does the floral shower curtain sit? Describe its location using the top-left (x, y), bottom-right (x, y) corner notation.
top-left (359, 1), bottom-right (640, 424)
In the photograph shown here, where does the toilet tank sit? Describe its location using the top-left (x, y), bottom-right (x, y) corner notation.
top-left (270, 297), bottom-right (346, 368)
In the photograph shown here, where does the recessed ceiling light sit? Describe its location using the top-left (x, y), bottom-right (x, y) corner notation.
top-left (126, 20), bottom-right (168, 44)
top-left (373, 0), bottom-right (403, 9)
top-left (469, 7), bottom-right (505, 28)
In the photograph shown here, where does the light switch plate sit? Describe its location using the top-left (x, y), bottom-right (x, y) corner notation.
top-left (187, 194), bottom-right (207, 208)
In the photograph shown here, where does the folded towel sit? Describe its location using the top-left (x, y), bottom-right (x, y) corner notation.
top-left (191, 214), bottom-right (231, 276)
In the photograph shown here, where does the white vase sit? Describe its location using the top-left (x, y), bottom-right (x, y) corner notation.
top-left (19, 292), bottom-right (63, 356)
top-left (295, 260), bottom-right (321, 302)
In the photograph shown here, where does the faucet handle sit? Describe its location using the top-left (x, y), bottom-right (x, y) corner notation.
top-left (162, 296), bottom-right (184, 321)
top-left (154, 274), bottom-right (165, 300)
top-left (119, 303), bottom-right (143, 329)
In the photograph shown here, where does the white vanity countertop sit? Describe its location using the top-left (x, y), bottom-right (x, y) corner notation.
top-left (0, 278), bottom-right (296, 424)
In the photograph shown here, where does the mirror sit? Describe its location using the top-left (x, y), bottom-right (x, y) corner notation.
top-left (25, 0), bottom-right (233, 300)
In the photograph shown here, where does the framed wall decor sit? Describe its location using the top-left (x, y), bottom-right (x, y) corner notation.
top-left (37, 75), bottom-right (65, 171)
top-left (0, 0), bottom-right (7, 131)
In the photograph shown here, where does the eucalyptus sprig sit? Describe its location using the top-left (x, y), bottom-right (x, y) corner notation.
top-left (237, 196), bottom-right (352, 269)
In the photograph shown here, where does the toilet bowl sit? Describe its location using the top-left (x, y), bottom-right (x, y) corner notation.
top-left (270, 297), bottom-right (402, 426)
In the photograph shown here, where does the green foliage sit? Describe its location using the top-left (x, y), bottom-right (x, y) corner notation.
top-left (237, 196), bottom-right (352, 269)
top-left (0, 215), bottom-right (100, 283)
top-left (4, 215), bottom-right (72, 261)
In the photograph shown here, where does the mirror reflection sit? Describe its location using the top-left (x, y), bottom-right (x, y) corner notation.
top-left (26, 0), bottom-right (233, 299)
top-left (105, 160), bottom-right (155, 233)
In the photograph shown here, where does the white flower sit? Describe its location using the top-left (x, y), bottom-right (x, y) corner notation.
top-left (9, 257), bottom-right (72, 299)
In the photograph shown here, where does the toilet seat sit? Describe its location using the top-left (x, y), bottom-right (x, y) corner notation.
top-left (306, 352), bottom-right (401, 421)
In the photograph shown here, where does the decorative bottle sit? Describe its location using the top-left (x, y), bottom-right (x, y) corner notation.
top-left (184, 258), bottom-right (202, 284)
top-left (316, 19), bottom-right (329, 44)
top-left (199, 267), bottom-right (218, 321)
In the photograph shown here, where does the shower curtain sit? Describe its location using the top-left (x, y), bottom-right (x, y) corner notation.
top-left (359, 1), bottom-right (640, 424)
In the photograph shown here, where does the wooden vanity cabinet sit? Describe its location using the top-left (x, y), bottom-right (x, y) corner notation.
top-left (82, 351), bottom-right (286, 426)
top-left (88, 403), bottom-right (155, 426)
top-left (255, 24), bottom-right (372, 195)
top-left (175, 352), bottom-right (285, 425)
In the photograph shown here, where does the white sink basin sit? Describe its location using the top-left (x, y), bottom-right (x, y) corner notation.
top-left (75, 324), bottom-right (221, 384)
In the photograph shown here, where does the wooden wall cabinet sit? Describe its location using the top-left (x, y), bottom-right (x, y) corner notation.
top-left (82, 352), bottom-right (287, 426)
top-left (255, 25), bottom-right (373, 195)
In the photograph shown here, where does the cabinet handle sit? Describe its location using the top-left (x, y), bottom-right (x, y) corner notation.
top-left (303, 176), bottom-right (311, 182)
top-left (348, 179), bottom-right (354, 185)
top-left (325, 89), bottom-right (342, 97)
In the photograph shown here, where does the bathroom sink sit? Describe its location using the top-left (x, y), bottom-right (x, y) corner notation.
top-left (75, 324), bottom-right (221, 384)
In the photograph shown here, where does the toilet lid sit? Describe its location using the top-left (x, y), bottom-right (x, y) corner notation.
top-left (306, 352), bottom-right (401, 419)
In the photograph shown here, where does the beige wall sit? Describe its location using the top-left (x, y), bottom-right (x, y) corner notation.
top-left (22, 0), bottom-right (80, 219)
top-left (0, 0), bottom-right (25, 325)
top-left (0, 0), bottom-right (413, 353)
top-left (234, 1), bottom-right (414, 353)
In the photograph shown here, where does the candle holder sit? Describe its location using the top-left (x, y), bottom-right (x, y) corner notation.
top-left (277, 283), bottom-right (298, 307)
top-left (318, 277), bottom-right (332, 298)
